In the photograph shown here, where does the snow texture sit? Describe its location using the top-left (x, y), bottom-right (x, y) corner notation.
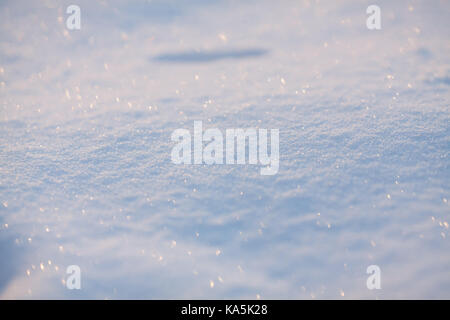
top-left (0, 0), bottom-right (449, 299)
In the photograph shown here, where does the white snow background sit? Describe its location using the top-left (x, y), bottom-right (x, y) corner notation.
top-left (0, 0), bottom-right (449, 299)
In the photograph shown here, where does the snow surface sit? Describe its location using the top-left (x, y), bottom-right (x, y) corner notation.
top-left (0, 0), bottom-right (449, 299)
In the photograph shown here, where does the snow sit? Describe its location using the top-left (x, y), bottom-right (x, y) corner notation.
top-left (0, 0), bottom-right (449, 299)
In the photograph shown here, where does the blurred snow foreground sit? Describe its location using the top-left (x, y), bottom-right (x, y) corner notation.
top-left (0, 0), bottom-right (449, 299)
